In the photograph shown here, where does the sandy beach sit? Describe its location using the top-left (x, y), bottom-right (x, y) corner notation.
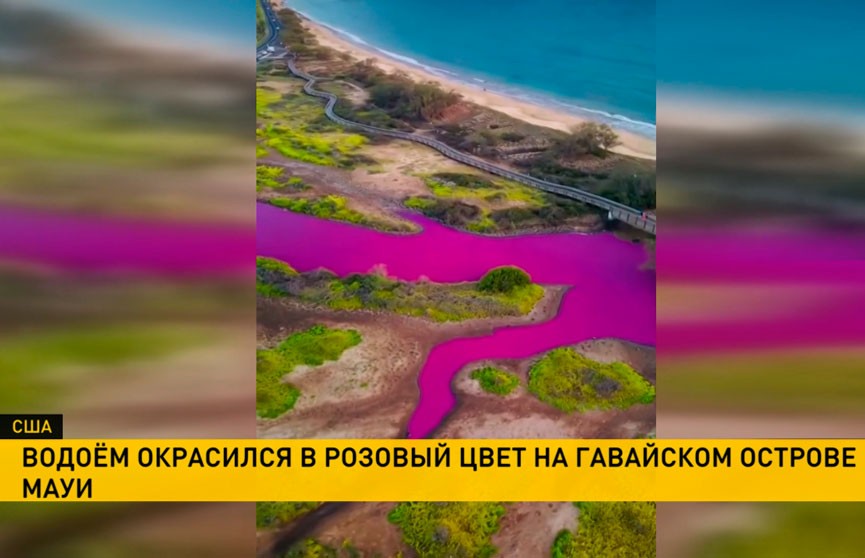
top-left (298, 16), bottom-right (656, 160)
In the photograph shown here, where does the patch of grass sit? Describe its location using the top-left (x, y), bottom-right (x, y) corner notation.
top-left (423, 172), bottom-right (544, 206)
top-left (270, 195), bottom-right (360, 224)
top-left (470, 366), bottom-right (519, 395)
top-left (663, 348), bottom-right (865, 414)
top-left (405, 190), bottom-right (595, 235)
top-left (282, 539), bottom-right (336, 558)
top-left (257, 258), bottom-right (544, 322)
top-left (256, 0), bottom-right (267, 45)
top-left (388, 502), bottom-right (505, 558)
top-left (528, 348), bottom-right (655, 412)
top-left (256, 256), bottom-right (297, 296)
top-left (267, 194), bottom-right (408, 232)
top-left (1, 78), bottom-right (234, 198)
top-left (256, 502), bottom-right (319, 530)
top-left (257, 165), bottom-right (310, 192)
top-left (0, 326), bottom-right (202, 410)
top-left (256, 325), bottom-right (361, 419)
top-left (256, 83), bottom-right (371, 168)
top-left (552, 502), bottom-right (655, 558)
top-left (695, 503), bottom-right (865, 558)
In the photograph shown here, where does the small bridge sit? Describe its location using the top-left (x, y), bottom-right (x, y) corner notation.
top-left (257, 3), bottom-right (655, 234)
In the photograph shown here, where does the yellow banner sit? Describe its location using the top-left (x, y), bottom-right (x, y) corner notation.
top-left (0, 439), bottom-right (862, 502)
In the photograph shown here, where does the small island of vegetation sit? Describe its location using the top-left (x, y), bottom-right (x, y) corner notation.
top-left (528, 348), bottom-right (655, 412)
top-left (470, 366), bottom-right (520, 396)
top-left (257, 258), bottom-right (545, 322)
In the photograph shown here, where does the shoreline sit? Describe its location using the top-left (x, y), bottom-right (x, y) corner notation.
top-left (293, 12), bottom-right (656, 160)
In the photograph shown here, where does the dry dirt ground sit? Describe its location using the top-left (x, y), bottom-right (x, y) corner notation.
top-left (257, 501), bottom-right (579, 558)
top-left (434, 338), bottom-right (656, 439)
top-left (492, 502), bottom-right (579, 557)
top-left (256, 287), bottom-right (566, 439)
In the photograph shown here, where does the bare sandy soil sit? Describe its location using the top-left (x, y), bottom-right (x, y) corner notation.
top-left (256, 287), bottom-right (566, 439)
top-left (258, 501), bottom-right (578, 558)
top-left (294, 503), bottom-right (409, 557)
top-left (493, 502), bottom-right (579, 557)
top-left (258, 154), bottom-right (419, 232)
top-left (434, 338), bottom-right (656, 439)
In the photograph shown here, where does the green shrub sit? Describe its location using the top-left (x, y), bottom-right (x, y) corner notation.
top-left (561, 502), bottom-right (656, 558)
top-left (470, 366), bottom-right (520, 395)
top-left (478, 266), bottom-right (532, 293)
top-left (388, 502), bottom-right (505, 558)
top-left (256, 502), bottom-right (319, 529)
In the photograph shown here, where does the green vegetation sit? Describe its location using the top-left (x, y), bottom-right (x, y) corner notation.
top-left (404, 194), bottom-right (593, 234)
top-left (269, 195), bottom-right (367, 224)
top-left (552, 122), bottom-right (621, 158)
top-left (256, 502), bottom-right (319, 529)
top-left (528, 348), bottom-right (655, 412)
top-left (2, 79), bottom-right (234, 186)
top-left (478, 266), bottom-right (532, 294)
top-left (552, 502), bottom-right (655, 558)
top-left (256, 0), bottom-right (267, 45)
top-left (257, 165), bottom-right (309, 192)
top-left (388, 502), bottom-right (505, 558)
top-left (275, 8), bottom-right (335, 60)
top-left (695, 503), bottom-right (865, 558)
top-left (368, 80), bottom-right (460, 123)
top-left (256, 325), bottom-right (362, 418)
top-left (663, 349), bottom-right (865, 414)
top-left (336, 60), bottom-right (460, 126)
top-left (0, 326), bottom-right (201, 410)
top-left (470, 366), bottom-right (520, 396)
top-left (268, 194), bottom-right (406, 231)
top-left (256, 83), bottom-right (371, 168)
top-left (520, 156), bottom-right (655, 211)
top-left (257, 258), bottom-right (544, 322)
top-left (256, 256), bottom-right (298, 296)
top-left (405, 172), bottom-right (595, 234)
top-left (423, 173), bottom-right (543, 205)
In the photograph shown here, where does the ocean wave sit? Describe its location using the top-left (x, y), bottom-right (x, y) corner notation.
top-left (374, 48), bottom-right (458, 79)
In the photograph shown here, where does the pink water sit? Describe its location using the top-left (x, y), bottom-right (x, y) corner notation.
top-left (0, 205), bottom-right (254, 278)
top-left (659, 223), bottom-right (865, 355)
top-left (257, 203), bottom-right (656, 438)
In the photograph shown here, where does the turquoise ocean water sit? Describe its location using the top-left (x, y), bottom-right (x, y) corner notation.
top-left (284, 0), bottom-right (656, 138)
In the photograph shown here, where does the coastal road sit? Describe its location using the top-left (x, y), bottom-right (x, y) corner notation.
top-left (256, 0), bottom-right (283, 61)
top-left (257, 2), bottom-right (656, 234)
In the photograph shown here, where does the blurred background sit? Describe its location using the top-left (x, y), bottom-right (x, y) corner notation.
top-left (657, 0), bottom-right (865, 556)
top-left (2, 0), bottom-right (864, 554)
top-left (0, 0), bottom-right (254, 555)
